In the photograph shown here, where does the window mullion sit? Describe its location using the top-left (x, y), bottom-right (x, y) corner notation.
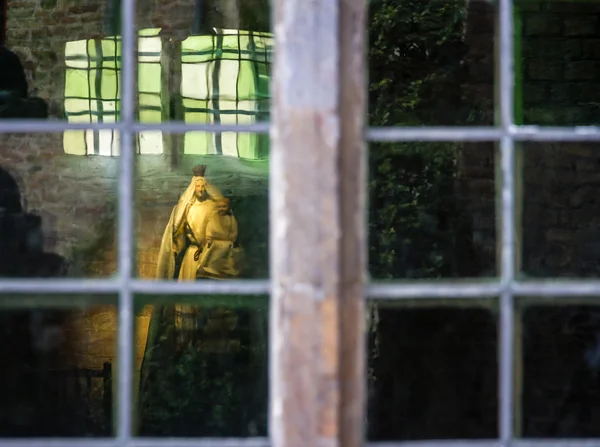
top-left (338, 0), bottom-right (368, 445)
top-left (269, 1), bottom-right (359, 447)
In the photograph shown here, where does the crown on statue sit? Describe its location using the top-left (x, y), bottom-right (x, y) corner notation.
top-left (192, 165), bottom-right (207, 177)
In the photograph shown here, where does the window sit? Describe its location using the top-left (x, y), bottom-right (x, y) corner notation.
top-left (3, 0), bottom-right (600, 446)
top-left (63, 29), bottom-right (164, 155)
top-left (64, 28), bottom-right (273, 159)
top-left (181, 29), bottom-right (272, 159)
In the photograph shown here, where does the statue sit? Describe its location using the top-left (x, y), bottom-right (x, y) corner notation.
top-left (155, 164), bottom-right (224, 281)
top-left (197, 198), bottom-right (242, 279)
top-left (139, 166), bottom-right (244, 431)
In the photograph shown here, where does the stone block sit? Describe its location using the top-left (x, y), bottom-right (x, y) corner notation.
top-left (546, 1), bottom-right (600, 14)
top-left (525, 14), bottom-right (562, 36)
top-left (565, 61), bottom-right (600, 80)
top-left (522, 39), bottom-right (581, 61)
top-left (564, 16), bottom-right (598, 37)
top-left (527, 60), bottom-right (563, 81)
top-left (580, 39), bottom-right (600, 59)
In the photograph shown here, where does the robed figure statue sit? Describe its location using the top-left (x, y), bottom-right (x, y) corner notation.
top-left (137, 165), bottom-right (246, 435)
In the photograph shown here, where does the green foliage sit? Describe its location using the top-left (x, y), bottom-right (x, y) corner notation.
top-left (139, 308), bottom-right (269, 437)
top-left (368, 0), bottom-right (473, 279)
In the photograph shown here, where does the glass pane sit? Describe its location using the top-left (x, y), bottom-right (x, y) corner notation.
top-left (368, 0), bottom-right (496, 126)
top-left (135, 0), bottom-right (272, 125)
top-left (0, 295), bottom-right (117, 437)
top-left (367, 301), bottom-right (498, 441)
top-left (136, 132), bottom-right (269, 280)
top-left (369, 141), bottom-right (497, 279)
top-left (135, 294), bottom-right (268, 437)
top-left (521, 142), bottom-right (600, 278)
top-left (0, 133), bottom-right (117, 278)
top-left (517, 1), bottom-right (600, 126)
top-left (1, 9), bottom-right (123, 121)
top-left (520, 302), bottom-right (600, 437)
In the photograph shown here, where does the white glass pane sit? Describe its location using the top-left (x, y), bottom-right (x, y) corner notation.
top-left (138, 131), bottom-right (163, 155)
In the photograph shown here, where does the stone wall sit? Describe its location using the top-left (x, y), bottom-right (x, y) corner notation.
top-left (458, 1), bottom-right (600, 277)
top-left (519, 1), bottom-right (600, 277)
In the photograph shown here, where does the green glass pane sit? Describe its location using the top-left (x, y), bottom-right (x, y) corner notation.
top-left (138, 28), bottom-right (161, 37)
top-left (65, 69), bottom-right (91, 98)
top-left (183, 98), bottom-right (211, 122)
top-left (101, 69), bottom-right (119, 99)
top-left (65, 40), bottom-right (90, 69)
top-left (236, 132), bottom-right (259, 160)
top-left (181, 36), bottom-right (215, 63)
top-left (64, 98), bottom-right (92, 120)
top-left (138, 63), bottom-right (161, 93)
top-left (100, 38), bottom-right (121, 70)
top-left (139, 93), bottom-right (161, 108)
top-left (184, 131), bottom-right (212, 155)
top-left (139, 110), bottom-right (161, 123)
top-left (218, 59), bottom-right (241, 100)
top-left (63, 130), bottom-right (87, 155)
top-left (236, 60), bottom-right (257, 100)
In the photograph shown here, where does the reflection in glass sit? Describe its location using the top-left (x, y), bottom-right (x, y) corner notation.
top-left (368, 0), bottom-right (495, 126)
top-left (518, 1), bottom-right (600, 126)
top-left (136, 295), bottom-right (268, 437)
top-left (135, 141), bottom-right (269, 281)
top-left (0, 134), bottom-right (118, 279)
top-left (522, 304), bottom-right (600, 437)
top-left (522, 142), bottom-right (600, 278)
top-left (0, 298), bottom-right (117, 437)
top-left (369, 141), bottom-right (496, 279)
top-left (155, 165), bottom-right (242, 281)
top-left (367, 303), bottom-right (497, 441)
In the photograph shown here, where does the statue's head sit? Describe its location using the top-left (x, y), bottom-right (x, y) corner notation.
top-left (216, 198), bottom-right (231, 216)
top-left (193, 177), bottom-right (207, 200)
top-left (192, 165), bottom-right (208, 200)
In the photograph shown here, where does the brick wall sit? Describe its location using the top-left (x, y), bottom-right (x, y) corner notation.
top-left (520, 1), bottom-right (600, 276)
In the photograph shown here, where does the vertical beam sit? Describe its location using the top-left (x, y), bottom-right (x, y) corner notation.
top-left (269, 1), bottom-right (352, 447)
top-left (496, 0), bottom-right (516, 444)
top-left (117, 0), bottom-right (136, 439)
top-left (339, 0), bottom-right (367, 445)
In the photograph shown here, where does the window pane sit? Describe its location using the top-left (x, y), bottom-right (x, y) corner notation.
top-left (368, 0), bottom-right (496, 127)
top-left (518, 1), bottom-right (600, 126)
top-left (136, 0), bottom-right (272, 125)
top-left (520, 302), bottom-right (600, 437)
top-left (135, 294), bottom-right (268, 437)
top-left (135, 131), bottom-right (269, 280)
top-left (0, 296), bottom-right (117, 437)
top-left (522, 142), bottom-right (600, 278)
top-left (2, 6), bottom-right (124, 121)
top-left (0, 133), bottom-right (117, 278)
top-left (369, 141), bottom-right (496, 279)
top-left (367, 301), bottom-right (498, 441)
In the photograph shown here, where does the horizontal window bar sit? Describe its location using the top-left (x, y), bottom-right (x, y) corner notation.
top-left (367, 127), bottom-right (504, 142)
top-left (0, 438), bottom-right (269, 447)
top-left (1, 122), bottom-right (600, 141)
top-left (367, 126), bottom-right (600, 142)
top-left (0, 121), bottom-right (270, 134)
top-left (3, 279), bottom-right (600, 301)
top-left (367, 281), bottom-right (502, 299)
top-left (367, 280), bottom-right (600, 299)
top-left (0, 279), bottom-right (270, 296)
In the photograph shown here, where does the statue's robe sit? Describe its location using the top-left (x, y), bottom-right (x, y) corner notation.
top-left (197, 211), bottom-right (241, 279)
